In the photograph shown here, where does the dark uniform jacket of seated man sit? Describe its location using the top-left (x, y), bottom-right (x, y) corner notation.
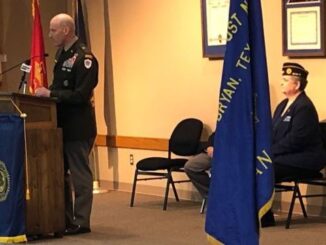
top-left (272, 91), bottom-right (326, 180)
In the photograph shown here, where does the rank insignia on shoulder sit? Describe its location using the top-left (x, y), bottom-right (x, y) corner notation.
top-left (84, 59), bottom-right (92, 69)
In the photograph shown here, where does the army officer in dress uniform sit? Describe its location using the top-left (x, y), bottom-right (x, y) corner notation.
top-left (35, 13), bottom-right (98, 235)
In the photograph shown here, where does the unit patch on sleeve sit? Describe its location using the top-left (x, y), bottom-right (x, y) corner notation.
top-left (84, 59), bottom-right (92, 69)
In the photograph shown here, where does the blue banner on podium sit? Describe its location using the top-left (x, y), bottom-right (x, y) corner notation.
top-left (0, 115), bottom-right (27, 243)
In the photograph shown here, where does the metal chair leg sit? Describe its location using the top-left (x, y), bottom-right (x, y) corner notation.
top-left (130, 169), bottom-right (138, 207)
top-left (168, 170), bottom-right (179, 202)
top-left (163, 170), bottom-right (181, 210)
top-left (163, 174), bottom-right (171, 210)
top-left (295, 182), bottom-right (308, 217)
top-left (286, 184), bottom-right (298, 229)
top-left (200, 198), bottom-right (207, 214)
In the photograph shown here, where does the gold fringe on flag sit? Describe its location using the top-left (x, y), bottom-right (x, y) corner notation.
top-left (10, 99), bottom-right (30, 200)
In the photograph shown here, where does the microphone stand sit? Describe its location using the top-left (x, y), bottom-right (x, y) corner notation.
top-left (0, 53), bottom-right (48, 76)
top-left (0, 61), bottom-right (25, 76)
top-left (18, 71), bottom-right (28, 94)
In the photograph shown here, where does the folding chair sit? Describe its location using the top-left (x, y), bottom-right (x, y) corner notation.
top-left (274, 122), bottom-right (326, 228)
top-left (130, 118), bottom-right (203, 210)
top-left (274, 172), bottom-right (326, 228)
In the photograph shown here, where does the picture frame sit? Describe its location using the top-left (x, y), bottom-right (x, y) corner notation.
top-left (201, 0), bottom-right (230, 59)
top-left (282, 0), bottom-right (325, 57)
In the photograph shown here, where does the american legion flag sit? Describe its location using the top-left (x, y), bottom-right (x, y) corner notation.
top-left (0, 115), bottom-right (27, 243)
top-left (205, 0), bottom-right (274, 244)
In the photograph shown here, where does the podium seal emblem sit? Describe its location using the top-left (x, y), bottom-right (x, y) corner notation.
top-left (0, 160), bottom-right (10, 202)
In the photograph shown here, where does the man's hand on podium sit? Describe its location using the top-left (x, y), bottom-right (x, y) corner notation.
top-left (35, 87), bottom-right (51, 97)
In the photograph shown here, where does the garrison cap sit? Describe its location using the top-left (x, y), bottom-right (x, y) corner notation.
top-left (282, 62), bottom-right (308, 80)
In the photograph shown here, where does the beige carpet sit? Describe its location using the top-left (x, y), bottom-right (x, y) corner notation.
top-left (28, 191), bottom-right (326, 245)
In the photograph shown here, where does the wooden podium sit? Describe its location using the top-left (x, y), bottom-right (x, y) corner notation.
top-left (0, 92), bottom-right (65, 236)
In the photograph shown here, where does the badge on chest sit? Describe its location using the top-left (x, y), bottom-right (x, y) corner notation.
top-left (283, 116), bottom-right (291, 122)
top-left (62, 53), bottom-right (78, 72)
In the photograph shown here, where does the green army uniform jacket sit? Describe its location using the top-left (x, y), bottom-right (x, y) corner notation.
top-left (50, 39), bottom-right (98, 142)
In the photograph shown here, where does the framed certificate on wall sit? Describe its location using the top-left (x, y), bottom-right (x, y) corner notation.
top-left (201, 0), bottom-right (230, 58)
top-left (282, 0), bottom-right (326, 57)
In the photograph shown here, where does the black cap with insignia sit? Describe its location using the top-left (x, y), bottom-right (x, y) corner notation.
top-left (282, 62), bottom-right (308, 80)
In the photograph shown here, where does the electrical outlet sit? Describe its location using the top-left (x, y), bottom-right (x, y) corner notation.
top-left (129, 154), bottom-right (134, 165)
top-left (0, 54), bottom-right (7, 62)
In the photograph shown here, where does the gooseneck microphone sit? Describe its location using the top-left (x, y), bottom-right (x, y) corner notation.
top-left (0, 53), bottom-right (49, 76)
top-left (0, 54), bottom-right (48, 94)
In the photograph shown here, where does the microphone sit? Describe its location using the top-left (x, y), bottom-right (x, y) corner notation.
top-left (17, 54), bottom-right (49, 92)
top-left (0, 53), bottom-right (49, 76)
top-left (20, 60), bottom-right (31, 73)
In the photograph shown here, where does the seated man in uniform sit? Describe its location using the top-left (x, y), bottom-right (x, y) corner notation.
top-left (184, 132), bottom-right (215, 199)
top-left (262, 62), bottom-right (326, 227)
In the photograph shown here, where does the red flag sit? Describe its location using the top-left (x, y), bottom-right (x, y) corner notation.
top-left (29, 0), bottom-right (48, 94)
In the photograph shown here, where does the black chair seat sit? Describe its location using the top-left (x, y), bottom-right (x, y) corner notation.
top-left (276, 171), bottom-right (323, 183)
top-left (137, 157), bottom-right (187, 171)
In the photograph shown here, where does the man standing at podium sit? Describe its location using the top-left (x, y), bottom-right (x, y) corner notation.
top-left (35, 13), bottom-right (98, 235)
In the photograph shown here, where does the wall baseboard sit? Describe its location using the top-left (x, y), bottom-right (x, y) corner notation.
top-left (272, 198), bottom-right (326, 217)
top-left (95, 135), bottom-right (168, 151)
top-left (95, 180), bottom-right (203, 202)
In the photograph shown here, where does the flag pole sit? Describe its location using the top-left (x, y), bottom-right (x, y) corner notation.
top-left (72, 0), bottom-right (108, 194)
top-left (90, 144), bottom-right (109, 194)
top-left (90, 96), bottom-right (109, 194)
